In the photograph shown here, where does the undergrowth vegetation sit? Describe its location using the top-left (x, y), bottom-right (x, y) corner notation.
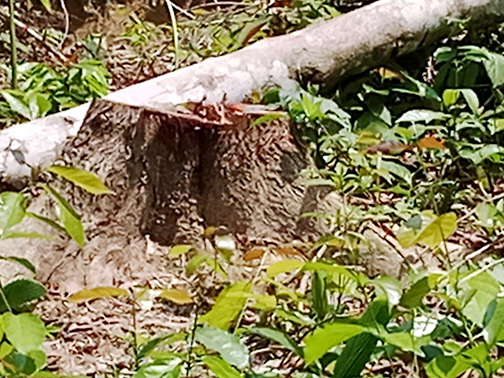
top-left (1, 0), bottom-right (504, 377)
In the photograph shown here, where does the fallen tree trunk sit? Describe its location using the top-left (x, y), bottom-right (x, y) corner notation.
top-left (1, 0), bottom-right (504, 183)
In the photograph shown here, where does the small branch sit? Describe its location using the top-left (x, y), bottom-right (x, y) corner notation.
top-left (58, 0), bottom-right (70, 48)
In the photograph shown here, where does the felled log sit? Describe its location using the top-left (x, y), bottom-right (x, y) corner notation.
top-left (1, 0), bottom-right (504, 184)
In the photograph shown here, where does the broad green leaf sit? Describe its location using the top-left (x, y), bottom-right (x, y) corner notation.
top-left (333, 299), bottom-right (390, 378)
top-left (0, 342), bottom-right (13, 359)
top-left (3, 231), bottom-right (53, 240)
top-left (47, 165), bottom-right (111, 195)
top-left (303, 323), bottom-right (364, 364)
top-left (381, 161), bottom-right (412, 184)
top-left (0, 279), bottom-right (47, 313)
top-left (133, 357), bottom-right (182, 378)
top-left (483, 51), bottom-right (504, 87)
top-left (186, 254), bottom-right (207, 275)
top-left (383, 332), bottom-right (423, 355)
top-left (43, 184), bottom-right (86, 246)
top-left (250, 294), bottom-right (276, 311)
top-left (266, 260), bottom-right (304, 277)
top-left (27, 349), bottom-right (47, 371)
top-left (426, 355), bottom-right (470, 378)
top-left (3, 313), bottom-right (45, 354)
top-left (250, 327), bottom-right (302, 356)
top-left (0, 256), bottom-right (35, 273)
top-left (168, 245), bottom-right (193, 257)
top-left (0, 192), bottom-right (26, 237)
top-left (195, 327), bottom-right (249, 368)
top-left (158, 289), bottom-right (193, 305)
top-left (202, 356), bottom-right (243, 378)
top-left (3, 352), bottom-right (37, 376)
top-left (442, 89), bottom-right (460, 107)
top-left (372, 276), bottom-right (402, 307)
top-left (400, 274), bottom-right (440, 309)
top-left (0, 90), bottom-right (31, 119)
top-left (199, 281), bottom-right (251, 330)
top-left (460, 271), bottom-right (500, 326)
top-left (397, 212), bottom-right (457, 248)
top-left (396, 109), bottom-right (450, 124)
top-left (69, 286), bottom-right (129, 303)
top-left (460, 89), bottom-right (479, 115)
top-left (483, 298), bottom-right (504, 346)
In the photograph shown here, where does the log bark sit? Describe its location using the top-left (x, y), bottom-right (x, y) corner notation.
top-left (1, 0), bottom-right (504, 183)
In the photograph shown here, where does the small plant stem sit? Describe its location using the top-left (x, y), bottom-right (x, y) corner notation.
top-left (8, 0), bottom-right (17, 88)
top-left (165, 0), bottom-right (180, 69)
top-left (186, 309), bottom-right (199, 378)
top-left (0, 280), bottom-right (12, 313)
top-left (130, 298), bottom-right (139, 370)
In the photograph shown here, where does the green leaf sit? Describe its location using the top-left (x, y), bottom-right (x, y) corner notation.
top-left (3, 352), bottom-right (37, 375)
top-left (38, 0), bottom-right (53, 12)
top-left (0, 279), bottom-right (47, 313)
top-left (483, 51), bottom-right (504, 87)
top-left (250, 112), bottom-right (285, 127)
top-left (0, 256), bottom-right (35, 273)
top-left (460, 271), bottom-right (500, 326)
top-left (202, 356), bottom-right (243, 378)
top-left (426, 355), bottom-right (470, 378)
top-left (42, 184), bottom-right (86, 246)
top-left (400, 275), bottom-right (438, 309)
top-left (0, 192), bottom-right (27, 238)
top-left (381, 161), bottom-right (412, 184)
top-left (382, 332), bottom-right (423, 355)
top-left (250, 327), bottom-right (303, 356)
top-left (168, 245), bottom-right (193, 257)
top-left (26, 211), bottom-right (66, 233)
top-left (397, 212), bottom-right (457, 248)
top-left (332, 300), bottom-right (390, 378)
top-left (0, 90), bottom-right (31, 120)
top-left (442, 89), bottom-right (460, 107)
top-left (372, 276), bottom-right (402, 307)
top-left (195, 327), bottom-right (249, 368)
top-left (185, 254), bottom-right (207, 275)
top-left (483, 297), bottom-right (504, 346)
top-left (396, 109), bottom-right (450, 124)
top-left (312, 271), bottom-right (328, 320)
top-left (69, 286), bottom-right (129, 303)
top-left (266, 260), bottom-right (305, 277)
top-left (460, 89), bottom-right (479, 115)
top-left (47, 165), bottom-right (111, 195)
top-left (133, 357), bottom-right (182, 378)
top-left (303, 323), bottom-right (365, 364)
top-left (3, 313), bottom-right (46, 354)
top-left (158, 289), bottom-right (193, 305)
top-left (199, 281), bottom-right (251, 330)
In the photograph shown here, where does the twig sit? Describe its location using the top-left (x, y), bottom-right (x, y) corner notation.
top-left (58, 0), bottom-right (70, 47)
top-left (170, 1), bottom-right (195, 20)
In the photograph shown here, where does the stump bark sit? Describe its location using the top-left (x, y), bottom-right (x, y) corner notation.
top-left (0, 99), bottom-right (340, 291)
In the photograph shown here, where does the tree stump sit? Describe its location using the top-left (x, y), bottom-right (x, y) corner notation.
top-left (0, 99), bottom-right (340, 292)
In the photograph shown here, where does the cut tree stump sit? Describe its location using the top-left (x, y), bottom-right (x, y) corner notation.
top-left (0, 99), bottom-right (341, 291)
